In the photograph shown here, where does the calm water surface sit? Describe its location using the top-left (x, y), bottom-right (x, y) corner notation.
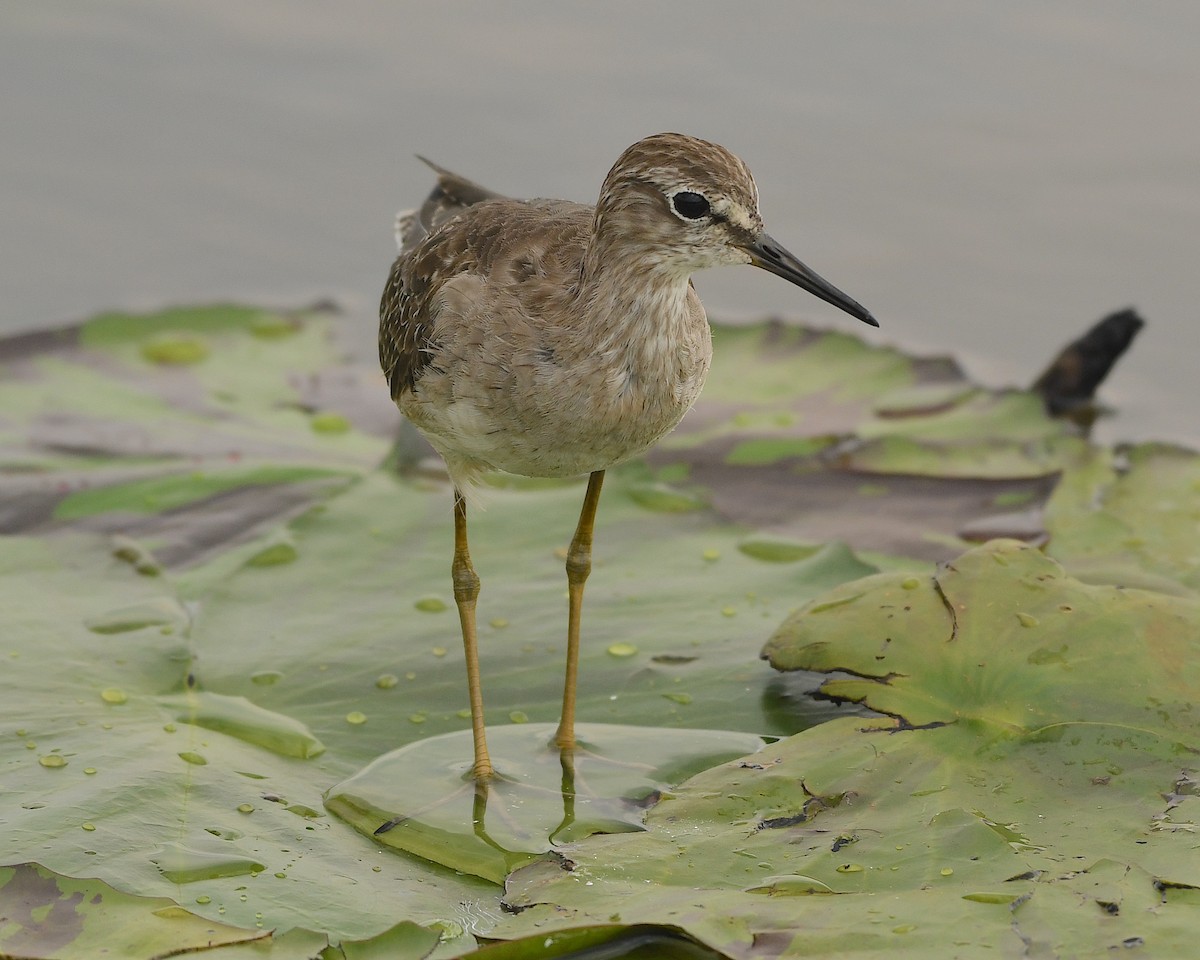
top-left (3, 1), bottom-right (1198, 445)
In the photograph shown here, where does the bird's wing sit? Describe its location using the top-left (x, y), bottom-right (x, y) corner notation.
top-left (381, 196), bottom-right (593, 401)
top-left (394, 157), bottom-right (509, 254)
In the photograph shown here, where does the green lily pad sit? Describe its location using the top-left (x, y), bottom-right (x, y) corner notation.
top-left (1045, 442), bottom-right (1200, 595)
top-left (2, 306), bottom-right (930, 948)
top-left (1, 303), bottom-right (1187, 956)
top-left (325, 723), bottom-right (765, 883)
top-left (0, 863), bottom-right (330, 959)
top-left (495, 540), bottom-right (1200, 957)
top-left (762, 538), bottom-right (1200, 736)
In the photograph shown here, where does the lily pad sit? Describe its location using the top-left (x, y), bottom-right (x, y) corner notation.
top-left (0, 304), bottom-right (1185, 956)
top-left (325, 723), bottom-right (765, 884)
top-left (0, 863), bottom-right (330, 960)
top-left (1044, 442), bottom-right (1200, 595)
top-left (5, 307), bottom-right (922, 947)
top-left (496, 541), bottom-right (1200, 957)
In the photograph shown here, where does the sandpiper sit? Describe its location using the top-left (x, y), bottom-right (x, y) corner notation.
top-left (380, 133), bottom-right (877, 780)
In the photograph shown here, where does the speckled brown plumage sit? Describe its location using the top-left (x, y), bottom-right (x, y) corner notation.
top-left (375, 133), bottom-right (876, 780)
top-left (379, 192), bottom-right (589, 402)
top-left (379, 133), bottom-right (874, 492)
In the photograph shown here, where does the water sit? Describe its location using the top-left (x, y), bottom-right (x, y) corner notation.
top-left (2, 1), bottom-right (1198, 445)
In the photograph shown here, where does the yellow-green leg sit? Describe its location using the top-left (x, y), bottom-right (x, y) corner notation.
top-left (555, 470), bottom-right (605, 750)
top-left (452, 490), bottom-right (493, 781)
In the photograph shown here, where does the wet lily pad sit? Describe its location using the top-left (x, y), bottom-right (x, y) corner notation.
top-left (0, 863), bottom-right (330, 959)
top-left (1, 303), bottom-right (1189, 957)
top-left (1044, 442), bottom-right (1200, 595)
top-left (762, 538), bottom-right (1200, 736)
top-left (496, 541), bottom-right (1200, 957)
top-left (326, 723), bottom-right (765, 883)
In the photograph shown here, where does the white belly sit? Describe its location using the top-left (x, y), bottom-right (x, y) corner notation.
top-left (405, 357), bottom-right (708, 481)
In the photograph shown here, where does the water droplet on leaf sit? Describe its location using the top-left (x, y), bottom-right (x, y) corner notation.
top-left (86, 598), bottom-right (189, 635)
top-left (161, 691), bottom-right (325, 759)
top-left (153, 841), bottom-right (265, 883)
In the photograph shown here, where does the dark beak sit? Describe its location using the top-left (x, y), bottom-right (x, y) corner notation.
top-left (743, 232), bottom-right (878, 327)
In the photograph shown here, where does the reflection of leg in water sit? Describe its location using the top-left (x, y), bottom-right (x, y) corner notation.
top-left (549, 746), bottom-right (577, 845)
top-left (470, 779), bottom-right (514, 858)
top-left (335, 724), bottom-right (764, 883)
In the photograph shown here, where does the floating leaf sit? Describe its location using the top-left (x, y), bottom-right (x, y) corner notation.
top-left (326, 723), bottom-right (764, 884)
top-left (496, 541), bottom-right (1200, 957)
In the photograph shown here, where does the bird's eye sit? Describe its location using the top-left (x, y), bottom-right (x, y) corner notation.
top-left (671, 191), bottom-right (710, 220)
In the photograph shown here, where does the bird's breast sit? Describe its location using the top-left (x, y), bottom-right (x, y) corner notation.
top-left (403, 276), bottom-right (713, 481)
top-left (529, 292), bottom-right (713, 472)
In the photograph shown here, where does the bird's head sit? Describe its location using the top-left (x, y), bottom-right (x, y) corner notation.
top-left (594, 132), bottom-right (877, 327)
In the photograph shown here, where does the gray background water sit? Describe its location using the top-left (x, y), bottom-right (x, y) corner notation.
top-left (3, 2), bottom-right (1198, 445)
